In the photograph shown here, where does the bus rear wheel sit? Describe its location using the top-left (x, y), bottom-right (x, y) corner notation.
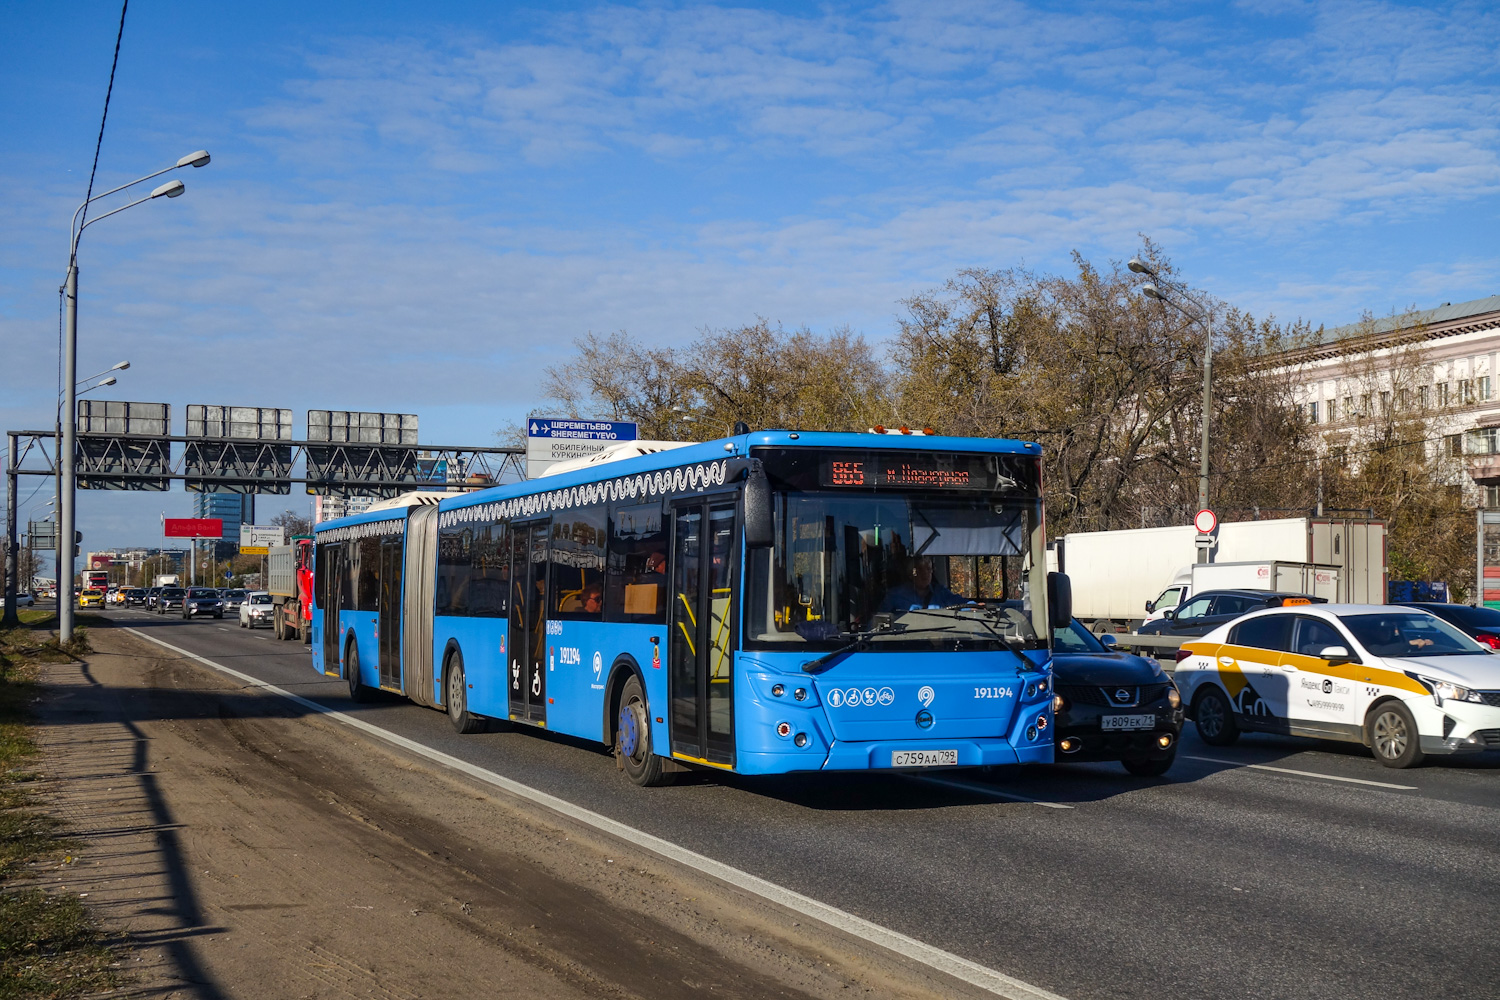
top-left (617, 675), bottom-right (673, 787)
top-left (446, 653), bottom-right (487, 734)
top-left (345, 637), bottom-right (370, 704)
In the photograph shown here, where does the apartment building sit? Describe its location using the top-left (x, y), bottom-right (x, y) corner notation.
top-left (1286, 293), bottom-right (1500, 503)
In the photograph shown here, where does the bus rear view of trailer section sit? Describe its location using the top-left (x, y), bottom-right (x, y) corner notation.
top-left (267, 537), bottom-right (314, 642)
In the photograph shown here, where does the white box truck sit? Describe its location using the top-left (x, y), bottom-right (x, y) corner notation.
top-left (1186, 561), bottom-right (1340, 601)
top-left (1051, 517), bottom-right (1386, 630)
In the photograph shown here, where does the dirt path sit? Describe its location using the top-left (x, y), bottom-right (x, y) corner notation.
top-left (32, 626), bottom-right (987, 1000)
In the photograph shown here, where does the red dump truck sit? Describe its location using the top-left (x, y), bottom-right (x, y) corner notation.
top-left (267, 536), bottom-right (314, 642)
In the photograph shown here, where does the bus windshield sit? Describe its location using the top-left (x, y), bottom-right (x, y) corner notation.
top-left (746, 493), bottom-right (1043, 650)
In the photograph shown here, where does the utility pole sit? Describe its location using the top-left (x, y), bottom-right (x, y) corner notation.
top-left (58, 263), bottom-right (78, 639)
top-left (1129, 257), bottom-right (1215, 560)
top-left (4, 433), bottom-right (18, 626)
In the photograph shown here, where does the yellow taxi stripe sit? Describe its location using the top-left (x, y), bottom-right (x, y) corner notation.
top-left (1276, 651), bottom-right (1427, 694)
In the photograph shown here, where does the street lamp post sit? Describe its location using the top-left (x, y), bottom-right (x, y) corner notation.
top-left (57, 151), bottom-right (208, 641)
top-left (1130, 257), bottom-right (1214, 559)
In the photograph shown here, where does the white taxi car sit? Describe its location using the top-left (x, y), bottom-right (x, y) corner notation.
top-left (1175, 604), bottom-right (1500, 768)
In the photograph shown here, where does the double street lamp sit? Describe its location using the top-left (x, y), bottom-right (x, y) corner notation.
top-left (56, 151), bottom-right (209, 641)
top-left (1129, 257), bottom-right (1215, 537)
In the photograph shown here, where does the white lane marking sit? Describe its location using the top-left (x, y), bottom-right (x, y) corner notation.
top-left (121, 628), bottom-right (1065, 1000)
top-left (913, 775), bottom-right (1074, 810)
top-left (1183, 755), bottom-right (1417, 790)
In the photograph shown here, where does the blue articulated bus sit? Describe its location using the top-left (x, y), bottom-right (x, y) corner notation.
top-left (310, 430), bottom-right (1066, 785)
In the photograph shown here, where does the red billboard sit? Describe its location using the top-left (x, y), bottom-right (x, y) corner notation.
top-left (164, 518), bottom-right (223, 538)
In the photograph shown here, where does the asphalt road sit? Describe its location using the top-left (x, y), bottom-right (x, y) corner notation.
top-left (98, 606), bottom-right (1500, 1000)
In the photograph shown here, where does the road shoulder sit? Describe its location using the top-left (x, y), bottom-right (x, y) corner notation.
top-left (33, 624), bottom-right (994, 999)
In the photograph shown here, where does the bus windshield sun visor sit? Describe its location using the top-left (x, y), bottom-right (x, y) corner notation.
top-left (912, 505), bottom-right (1023, 557)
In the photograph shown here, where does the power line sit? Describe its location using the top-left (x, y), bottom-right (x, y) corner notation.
top-left (72, 0), bottom-right (130, 260)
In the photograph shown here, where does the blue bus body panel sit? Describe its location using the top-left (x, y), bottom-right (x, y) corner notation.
top-left (434, 616), bottom-right (506, 717)
top-left (432, 618), bottom-right (667, 745)
top-left (735, 648), bottom-right (1053, 775)
top-left (311, 615), bottom-right (328, 674)
top-left (343, 609), bottom-right (379, 690)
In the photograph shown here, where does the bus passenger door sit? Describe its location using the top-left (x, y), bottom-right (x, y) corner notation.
top-left (509, 520), bottom-right (548, 724)
top-left (378, 537), bottom-right (403, 691)
top-left (320, 544), bottom-right (344, 677)
top-left (669, 501), bottom-right (737, 766)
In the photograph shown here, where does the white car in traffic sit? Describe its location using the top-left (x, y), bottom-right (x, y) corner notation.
top-left (239, 591), bottom-right (274, 629)
top-left (1175, 604), bottom-right (1500, 767)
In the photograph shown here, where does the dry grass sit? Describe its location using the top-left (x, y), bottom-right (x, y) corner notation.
top-left (0, 616), bottom-right (119, 998)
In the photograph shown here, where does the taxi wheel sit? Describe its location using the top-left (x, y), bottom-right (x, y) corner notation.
top-left (1368, 702), bottom-right (1424, 769)
top-left (1194, 687), bottom-right (1239, 747)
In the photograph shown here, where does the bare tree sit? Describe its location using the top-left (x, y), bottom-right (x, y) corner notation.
top-left (269, 510), bottom-right (313, 539)
top-left (543, 321), bottom-right (891, 438)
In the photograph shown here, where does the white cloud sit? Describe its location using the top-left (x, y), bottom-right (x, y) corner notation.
top-left (5, 0), bottom-right (1500, 554)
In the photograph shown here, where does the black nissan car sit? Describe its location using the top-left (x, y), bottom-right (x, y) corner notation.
top-left (181, 587), bottom-right (225, 619)
top-left (1051, 618), bottom-right (1185, 776)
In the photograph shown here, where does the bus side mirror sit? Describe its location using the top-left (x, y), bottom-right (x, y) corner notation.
top-left (1047, 572), bottom-right (1072, 631)
top-left (744, 461), bottom-right (774, 548)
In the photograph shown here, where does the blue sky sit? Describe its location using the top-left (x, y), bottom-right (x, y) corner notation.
top-left (4, 0), bottom-right (1500, 560)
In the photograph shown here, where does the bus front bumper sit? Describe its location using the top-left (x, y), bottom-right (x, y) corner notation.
top-left (735, 739), bottom-right (1052, 775)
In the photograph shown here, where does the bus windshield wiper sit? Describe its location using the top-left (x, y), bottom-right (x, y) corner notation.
top-left (898, 606), bottom-right (1040, 672)
top-left (800, 623), bottom-right (956, 675)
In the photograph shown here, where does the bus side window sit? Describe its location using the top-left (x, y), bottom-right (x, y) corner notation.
top-left (550, 506), bottom-right (607, 620)
top-left (356, 536), bottom-right (381, 612)
top-left (436, 523), bottom-right (470, 616)
top-left (468, 520), bottom-right (510, 618)
top-left (607, 502), bottom-right (667, 624)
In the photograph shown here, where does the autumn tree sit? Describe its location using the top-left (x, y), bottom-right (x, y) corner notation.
top-left (543, 320), bottom-right (891, 438)
top-left (534, 245), bottom-right (1478, 594)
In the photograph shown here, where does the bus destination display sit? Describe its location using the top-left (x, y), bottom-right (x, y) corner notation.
top-left (818, 452), bottom-right (1032, 492)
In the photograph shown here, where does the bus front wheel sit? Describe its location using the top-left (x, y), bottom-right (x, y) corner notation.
top-left (617, 675), bottom-right (673, 787)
